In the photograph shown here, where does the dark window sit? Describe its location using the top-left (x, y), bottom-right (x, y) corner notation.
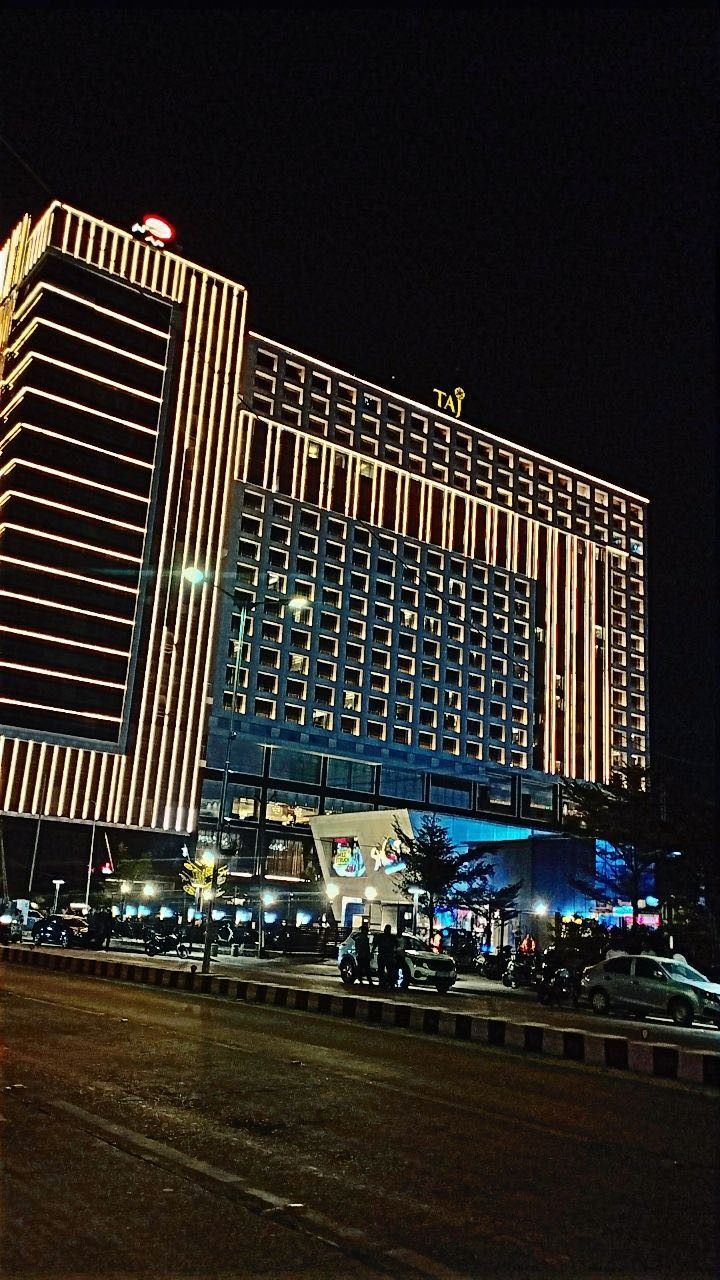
top-left (270, 748), bottom-right (321, 784)
top-left (327, 757), bottom-right (374, 792)
top-left (604, 957), bottom-right (632, 976)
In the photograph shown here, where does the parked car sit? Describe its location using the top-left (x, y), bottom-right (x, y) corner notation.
top-left (581, 953), bottom-right (720, 1029)
top-left (32, 913), bottom-right (90, 949)
top-left (338, 930), bottom-right (457, 993)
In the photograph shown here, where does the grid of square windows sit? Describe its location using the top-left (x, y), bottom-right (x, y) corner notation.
top-left (223, 484), bottom-right (535, 768)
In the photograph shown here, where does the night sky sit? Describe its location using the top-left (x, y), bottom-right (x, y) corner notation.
top-left (1, 9), bottom-right (715, 790)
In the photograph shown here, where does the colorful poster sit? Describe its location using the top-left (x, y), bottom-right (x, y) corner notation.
top-left (331, 837), bottom-right (365, 878)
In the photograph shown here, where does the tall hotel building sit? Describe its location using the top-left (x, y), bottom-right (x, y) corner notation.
top-left (1, 204), bottom-right (649, 915)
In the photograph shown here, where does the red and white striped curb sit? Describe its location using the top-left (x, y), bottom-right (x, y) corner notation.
top-left (3, 944), bottom-right (718, 1088)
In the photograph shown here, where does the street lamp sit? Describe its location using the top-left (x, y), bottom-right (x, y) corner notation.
top-left (52, 879), bottom-right (64, 913)
top-left (408, 885), bottom-right (422, 937)
top-left (183, 565), bottom-right (310, 972)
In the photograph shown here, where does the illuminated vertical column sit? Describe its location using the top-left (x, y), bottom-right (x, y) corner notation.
top-left (580, 546), bottom-right (591, 779)
top-left (544, 527), bottom-right (557, 774)
top-left (602, 551), bottom-right (612, 781)
top-left (565, 538), bottom-right (575, 776)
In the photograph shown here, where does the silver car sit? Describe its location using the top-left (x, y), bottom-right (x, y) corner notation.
top-left (581, 953), bottom-right (720, 1028)
top-left (338, 930), bottom-right (457, 993)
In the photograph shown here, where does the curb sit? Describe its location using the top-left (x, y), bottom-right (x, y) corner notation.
top-left (3, 945), bottom-right (719, 1089)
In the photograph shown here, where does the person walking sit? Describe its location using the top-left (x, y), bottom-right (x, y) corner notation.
top-left (355, 921), bottom-right (374, 986)
top-left (98, 908), bottom-right (113, 951)
top-left (374, 924), bottom-right (396, 989)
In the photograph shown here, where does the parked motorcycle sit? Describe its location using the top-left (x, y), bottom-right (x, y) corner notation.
top-left (502, 953), bottom-right (538, 988)
top-left (143, 927), bottom-right (189, 958)
top-left (536, 963), bottom-right (579, 1006)
top-left (474, 950), bottom-right (510, 981)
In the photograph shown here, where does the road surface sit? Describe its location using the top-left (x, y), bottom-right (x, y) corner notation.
top-left (1, 965), bottom-right (718, 1278)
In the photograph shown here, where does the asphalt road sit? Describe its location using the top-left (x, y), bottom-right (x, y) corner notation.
top-left (1, 965), bottom-right (718, 1279)
top-left (67, 938), bottom-right (720, 1053)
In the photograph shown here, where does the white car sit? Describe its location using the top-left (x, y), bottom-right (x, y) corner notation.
top-left (338, 930), bottom-right (457, 993)
top-left (581, 953), bottom-right (720, 1028)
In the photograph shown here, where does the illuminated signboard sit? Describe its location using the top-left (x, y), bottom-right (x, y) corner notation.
top-left (131, 213), bottom-right (177, 248)
top-left (432, 386), bottom-right (465, 418)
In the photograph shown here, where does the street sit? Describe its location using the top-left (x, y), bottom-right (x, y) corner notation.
top-left (1, 965), bottom-right (718, 1278)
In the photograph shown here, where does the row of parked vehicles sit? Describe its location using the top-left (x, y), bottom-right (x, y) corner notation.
top-left (336, 928), bottom-right (720, 1028)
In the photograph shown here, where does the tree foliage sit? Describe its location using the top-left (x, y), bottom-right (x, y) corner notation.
top-left (114, 855), bottom-right (154, 887)
top-left (393, 814), bottom-right (493, 935)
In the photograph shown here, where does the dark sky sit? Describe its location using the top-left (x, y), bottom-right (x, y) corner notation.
top-left (1, 8), bottom-right (716, 788)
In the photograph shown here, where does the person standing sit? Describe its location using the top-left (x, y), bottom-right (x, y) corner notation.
top-left (99, 908), bottom-right (113, 951)
top-left (374, 924), bottom-right (396, 989)
top-left (355, 921), bottom-right (374, 986)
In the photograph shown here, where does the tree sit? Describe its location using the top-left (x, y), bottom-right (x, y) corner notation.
top-left (114, 854), bottom-right (154, 888)
top-left (656, 791), bottom-right (719, 970)
top-left (393, 814), bottom-right (492, 938)
top-left (562, 765), bottom-right (670, 927)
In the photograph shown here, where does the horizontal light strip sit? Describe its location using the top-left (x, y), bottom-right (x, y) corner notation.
top-left (0, 488), bottom-right (146, 534)
top-left (248, 413), bottom-right (629, 561)
top-left (0, 623), bottom-right (128, 658)
top-left (0, 385), bottom-right (158, 438)
top-left (0, 523), bottom-right (142, 565)
top-left (11, 279), bottom-right (170, 338)
top-left (0, 459), bottom-right (150, 504)
top-left (8, 423), bottom-right (154, 470)
top-left (0, 587), bottom-right (134, 626)
top-left (7, 316), bottom-right (166, 371)
top-left (250, 330), bottom-right (649, 504)
top-left (0, 660), bottom-right (125, 690)
top-left (4, 351), bottom-right (163, 405)
top-left (0, 554), bottom-right (138, 595)
top-left (0, 695), bottom-right (121, 724)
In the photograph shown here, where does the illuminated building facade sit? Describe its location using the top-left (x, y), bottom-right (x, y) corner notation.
top-left (0, 204), bottom-right (649, 923)
top-left (0, 202), bottom-right (247, 832)
top-left (198, 333), bottom-right (649, 905)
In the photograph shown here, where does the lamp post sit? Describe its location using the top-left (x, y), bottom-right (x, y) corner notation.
top-left (52, 879), bottom-right (64, 913)
top-left (408, 886), bottom-right (422, 937)
top-left (183, 566), bottom-right (309, 973)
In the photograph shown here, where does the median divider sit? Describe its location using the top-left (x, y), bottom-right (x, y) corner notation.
top-left (3, 944), bottom-right (719, 1089)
